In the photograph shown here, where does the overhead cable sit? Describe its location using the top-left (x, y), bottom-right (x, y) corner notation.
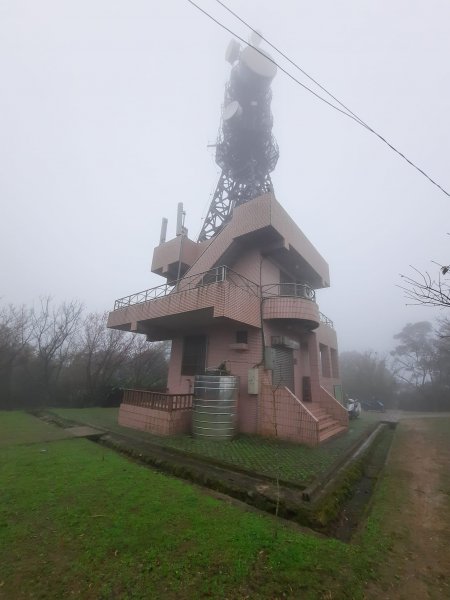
top-left (186, 0), bottom-right (450, 198)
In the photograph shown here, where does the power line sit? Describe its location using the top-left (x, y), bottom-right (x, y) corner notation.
top-left (214, 0), bottom-right (368, 128)
top-left (186, 0), bottom-right (361, 123)
top-left (186, 0), bottom-right (450, 198)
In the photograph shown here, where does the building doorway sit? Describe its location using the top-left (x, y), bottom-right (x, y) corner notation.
top-left (272, 346), bottom-right (294, 392)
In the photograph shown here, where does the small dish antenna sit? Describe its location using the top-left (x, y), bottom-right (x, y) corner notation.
top-left (223, 100), bottom-right (243, 121)
top-left (240, 45), bottom-right (277, 79)
top-left (249, 30), bottom-right (263, 47)
top-left (225, 39), bottom-right (241, 64)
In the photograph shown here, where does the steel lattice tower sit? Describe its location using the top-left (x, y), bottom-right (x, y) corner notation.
top-left (198, 40), bottom-right (279, 242)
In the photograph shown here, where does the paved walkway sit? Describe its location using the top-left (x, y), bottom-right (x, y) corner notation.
top-left (384, 409), bottom-right (450, 421)
top-left (65, 426), bottom-right (104, 439)
top-left (366, 416), bottom-right (450, 599)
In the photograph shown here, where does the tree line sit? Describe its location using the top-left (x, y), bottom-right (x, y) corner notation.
top-left (0, 298), bottom-right (168, 410)
top-left (2, 296), bottom-right (448, 412)
top-left (340, 320), bottom-right (450, 411)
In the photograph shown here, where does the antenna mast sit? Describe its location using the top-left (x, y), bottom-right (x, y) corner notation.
top-left (198, 37), bottom-right (279, 242)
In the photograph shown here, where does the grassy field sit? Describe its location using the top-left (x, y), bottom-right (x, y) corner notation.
top-left (51, 407), bottom-right (381, 486)
top-left (0, 411), bottom-right (391, 600)
top-left (0, 411), bottom-right (72, 447)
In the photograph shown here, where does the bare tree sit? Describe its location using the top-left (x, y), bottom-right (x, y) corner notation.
top-left (0, 304), bottom-right (33, 407)
top-left (340, 350), bottom-right (396, 405)
top-left (80, 311), bottom-right (134, 402)
top-left (399, 263), bottom-right (450, 308)
top-left (127, 336), bottom-right (169, 389)
top-left (30, 297), bottom-right (83, 403)
top-left (390, 322), bottom-right (435, 388)
top-left (0, 299), bottom-right (169, 408)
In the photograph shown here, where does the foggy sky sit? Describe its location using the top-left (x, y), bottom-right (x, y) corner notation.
top-left (1, 0), bottom-right (449, 355)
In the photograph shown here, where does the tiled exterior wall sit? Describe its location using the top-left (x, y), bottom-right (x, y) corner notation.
top-left (107, 280), bottom-right (261, 331)
top-left (231, 247), bottom-right (263, 284)
top-left (270, 198), bottom-right (330, 286)
top-left (168, 324), bottom-right (263, 433)
top-left (231, 249), bottom-right (280, 286)
top-left (151, 236), bottom-right (201, 276)
top-left (118, 403), bottom-right (192, 435)
top-left (319, 386), bottom-right (349, 428)
top-left (262, 296), bottom-right (319, 324)
top-left (257, 370), bottom-right (319, 446)
top-left (167, 338), bottom-right (192, 395)
top-left (168, 409), bottom-right (192, 435)
top-left (251, 320), bottom-right (324, 406)
top-left (181, 194), bottom-right (329, 286)
top-left (306, 330), bottom-right (324, 404)
top-left (109, 193), bottom-right (343, 442)
top-left (183, 195), bottom-right (273, 279)
top-left (205, 324), bottom-right (263, 434)
top-left (316, 323), bottom-right (341, 397)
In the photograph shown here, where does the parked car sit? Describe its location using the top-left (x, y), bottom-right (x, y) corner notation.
top-left (361, 397), bottom-right (385, 412)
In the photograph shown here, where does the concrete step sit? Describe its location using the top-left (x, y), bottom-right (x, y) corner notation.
top-left (308, 407), bottom-right (328, 418)
top-left (318, 416), bottom-right (336, 431)
top-left (319, 424), bottom-right (347, 443)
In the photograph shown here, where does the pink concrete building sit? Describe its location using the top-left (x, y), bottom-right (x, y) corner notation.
top-left (107, 192), bottom-right (348, 445)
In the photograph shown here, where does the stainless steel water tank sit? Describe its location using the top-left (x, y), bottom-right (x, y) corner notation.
top-left (193, 375), bottom-right (239, 440)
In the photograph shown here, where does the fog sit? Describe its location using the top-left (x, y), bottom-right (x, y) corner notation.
top-left (1, 0), bottom-right (449, 355)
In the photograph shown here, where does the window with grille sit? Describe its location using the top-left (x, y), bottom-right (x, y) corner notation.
top-left (181, 335), bottom-right (207, 375)
top-left (236, 330), bottom-right (248, 344)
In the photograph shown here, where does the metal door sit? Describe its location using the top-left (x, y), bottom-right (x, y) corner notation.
top-left (272, 347), bottom-right (294, 392)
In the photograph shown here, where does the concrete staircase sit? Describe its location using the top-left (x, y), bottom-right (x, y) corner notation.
top-left (307, 404), bottom-right (347, 444)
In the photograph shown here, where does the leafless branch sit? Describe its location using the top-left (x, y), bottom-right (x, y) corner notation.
top-left (399, 265), bottom-right (450, 308)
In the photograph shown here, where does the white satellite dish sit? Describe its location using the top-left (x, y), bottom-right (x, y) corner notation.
top-left (240, 46), bottom-right (277, 79)
top-left (223, 100), bottom-right (243, 121)
top-left (249, 30), bottom-right (263, 47)
top-left (225, 39), bottom-right (241, 65)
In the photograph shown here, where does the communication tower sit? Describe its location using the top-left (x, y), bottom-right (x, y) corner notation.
top-left (198, 39), bottom-right (279, 242)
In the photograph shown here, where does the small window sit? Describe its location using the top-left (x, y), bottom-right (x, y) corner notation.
top-left (302, 376), bottom-right (312, 402)
top-left (330, 348), bottom-right (339, 378)
top-left (181, 335), bottom-right (207, 376)
top-left (319, 343), bottom-right (331, 378)
top-left (236, 330), bottom-right (248, 344)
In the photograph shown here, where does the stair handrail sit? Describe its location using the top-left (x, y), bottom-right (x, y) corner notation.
top-left (319, 386), bottom-right (348, 426)
top-left (284, 387), bottom-right (319, 422)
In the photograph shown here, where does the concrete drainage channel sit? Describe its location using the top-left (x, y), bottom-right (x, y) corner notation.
top-left (30, 410), bottom-right (396, 542)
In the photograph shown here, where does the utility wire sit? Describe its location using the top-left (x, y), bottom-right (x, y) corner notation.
top-left (214, 0), bottom-right (368, 128)
top-left (213, 0), bottom-right (450, 199)
top-left (186, 0), bottom-right (361, 122)
top-left (186, 0), bottom-right (450, 198)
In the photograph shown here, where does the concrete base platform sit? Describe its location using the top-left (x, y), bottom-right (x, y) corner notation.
top-left (65, 426), bottom-right (104, 439)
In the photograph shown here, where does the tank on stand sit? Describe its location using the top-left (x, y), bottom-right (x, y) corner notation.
top-left (193, 375), bottom-right (239, 441)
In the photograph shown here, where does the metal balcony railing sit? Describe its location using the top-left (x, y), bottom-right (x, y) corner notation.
top-left (113, 266), bottom-right (259, 310)
top-left (319, 312), bottom-right (334, 329)
top-left (261, 282), bottom-right (316, 302)
top-left (112, 267), bottom-right (335, 330)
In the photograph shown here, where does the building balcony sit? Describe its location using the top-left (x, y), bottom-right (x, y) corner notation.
top-left (319, 312), bottom-right (334, 329)
top-left (261, 283), bottom-right (320, 328)
top-left (107, 266), bottom-right (261, 340)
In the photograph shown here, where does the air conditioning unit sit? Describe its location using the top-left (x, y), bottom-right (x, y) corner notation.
top-left (271, 336), bottom-right (300, 350)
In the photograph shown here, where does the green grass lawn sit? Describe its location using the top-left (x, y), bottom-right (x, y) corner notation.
top-left (0, 412), bottom-right (390, 600)
top-left (0, 411), bottom-right (71, 447)
top-left (52, 407), bottom-right (381, 486)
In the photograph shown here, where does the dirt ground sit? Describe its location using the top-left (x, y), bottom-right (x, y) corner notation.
top-left (366, 417), bottom-right (450, 600)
